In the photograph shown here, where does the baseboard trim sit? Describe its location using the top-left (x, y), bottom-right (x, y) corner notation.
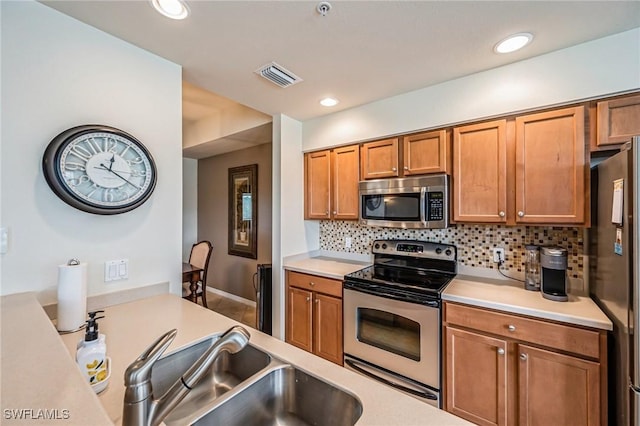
top-left (206, 287), bottom-right (256, 307)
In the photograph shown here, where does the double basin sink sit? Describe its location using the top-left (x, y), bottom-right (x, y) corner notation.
top-left (151, 335), bottom-right (363, 425)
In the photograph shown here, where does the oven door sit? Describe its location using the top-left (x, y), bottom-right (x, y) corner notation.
top-left (343, 288), bottom-right (440, 390)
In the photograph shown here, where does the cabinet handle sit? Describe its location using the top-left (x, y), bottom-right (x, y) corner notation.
top-left (309, 282), bottom-right (315, 286)
top-left (315, 299), bottom-right (319, 304)
top-left (325, 211), bottom-right (329, 216)
top-left (499, 211), bottom-right (505, 217)
top-left (508, 325), bottom-right (516, 332)
top-left (497, 348), bottom-right (505, 355)
top-left (518, 211), bottom-right (524, 217)
top-left (404, 166), bottom-right (409, 170)
top-left (306, 296), bottom-right (310, 302)
top-left (332, 211), bottom-right (337, 215)
top-left (520, 353), bottom-right (528, 361)
top-left (391, 167), bottom-right (397, 172)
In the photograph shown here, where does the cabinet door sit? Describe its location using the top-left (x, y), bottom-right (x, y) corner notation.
top-left (515, 106), bottom-right (585, 224)
top-left (313, 293), bottom-right (343, 365)
top-left (304, 150), bottom-right (331, 219)
top-left (518, 344), bottom-right (600, 426)
top-left (285, 286), bottom-right (313, 353)
top-left (597, 93), bottom-right (640, 148)
top-left (331, 145), bottom-right (360, 220)
top-left (360, 138), bottom-right (399, 179)
top-left (402, 130), bottom-right (450, 175)
top-left (445, 327), bottom-right (508, 426)
top-left (453, 120), bottom-right (507, 223)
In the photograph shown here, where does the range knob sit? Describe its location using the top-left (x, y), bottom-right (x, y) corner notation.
top-left (435, 248), bottom-right (443, 254)
top-left (382, 243), bottom-right (388, 250)
top-left (445, 249), bottom-right (452, 256)
top-left (374, 243), bottom-right (380, 249)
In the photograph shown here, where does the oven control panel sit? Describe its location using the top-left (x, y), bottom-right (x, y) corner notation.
top-left (372, 239), bottom-right (456, 261)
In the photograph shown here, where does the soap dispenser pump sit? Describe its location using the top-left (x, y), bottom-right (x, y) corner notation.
top-left (76, 310), bottom-right (108, 385)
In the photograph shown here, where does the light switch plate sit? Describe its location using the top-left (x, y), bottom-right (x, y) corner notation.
top-left (0, 227), bottom-right (8, 254)
top-left (105, 259), bottom-right (129, 282)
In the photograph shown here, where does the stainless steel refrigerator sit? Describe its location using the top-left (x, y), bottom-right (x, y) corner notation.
top-left (590, 136), bottom-right (639, 426)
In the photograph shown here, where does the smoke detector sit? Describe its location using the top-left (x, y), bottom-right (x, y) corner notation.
top-left (254, 62), bottom-right (303, 88)
top-left (317, 2), bottom-right (332, 16)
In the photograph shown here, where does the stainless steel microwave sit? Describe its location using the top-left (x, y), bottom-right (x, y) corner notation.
top-left (359, 174), bottom-right (449, 229)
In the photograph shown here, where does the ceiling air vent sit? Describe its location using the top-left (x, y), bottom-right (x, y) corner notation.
top-left (255, 62), bottom-right (303, 88)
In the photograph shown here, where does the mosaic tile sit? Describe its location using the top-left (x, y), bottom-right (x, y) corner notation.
top-left (319, 222), bottom-right (584, 280)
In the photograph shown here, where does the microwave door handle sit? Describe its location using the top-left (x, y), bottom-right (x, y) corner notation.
top-left (420, 187), bottom-right (427, 223)
top-left (345, 358), bottom-right (438, 401)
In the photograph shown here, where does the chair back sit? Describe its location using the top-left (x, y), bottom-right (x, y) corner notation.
top-left (189, 241), bottom-right (213, 283)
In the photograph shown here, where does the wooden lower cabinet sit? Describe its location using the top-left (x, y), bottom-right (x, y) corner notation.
top-left (443, 302), bottom-right (606, 426)
top-left (518, 344), bottom-right (600, 426)
top-left (285, 271), bottom-right (343, 365)
top-left (445, 327), bottom-right (508, 426)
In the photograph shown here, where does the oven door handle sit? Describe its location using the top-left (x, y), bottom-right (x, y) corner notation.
top-left (345, 358), bottom-right (438, 401)
top-left (343, 285), bottom-right (440, 308)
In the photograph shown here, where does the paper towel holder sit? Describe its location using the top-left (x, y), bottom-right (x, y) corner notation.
top-left (56, 258), bottom-right (87, 335)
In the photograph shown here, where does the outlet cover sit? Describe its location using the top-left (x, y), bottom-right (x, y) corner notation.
top-left (345, 237), bottom-right (352, 248)
top-left (492, 248), bottom-right (505, 263)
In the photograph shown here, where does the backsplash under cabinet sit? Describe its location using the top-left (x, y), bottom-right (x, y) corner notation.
top-left (319, 221), bottom-right (584, 281)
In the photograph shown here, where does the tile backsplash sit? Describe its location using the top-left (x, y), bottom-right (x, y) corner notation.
top-left (319, 221), bottom-right (585, 280)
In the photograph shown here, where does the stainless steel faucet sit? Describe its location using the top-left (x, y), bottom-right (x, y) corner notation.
top-left (122, 326), bottom-right (251, 426)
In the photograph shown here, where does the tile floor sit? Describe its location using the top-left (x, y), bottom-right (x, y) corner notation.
top-left (205, 291), bottom-right (256, 328)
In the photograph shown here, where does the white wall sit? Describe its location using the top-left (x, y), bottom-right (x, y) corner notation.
top-left (303, 28), bottom-right (640, 150)
top-left (272, 114), bottom-right (319, 339)
top-left (182, 158), bottom-right (198, 260)
top-left (0, 1), bottom-right (183, 302)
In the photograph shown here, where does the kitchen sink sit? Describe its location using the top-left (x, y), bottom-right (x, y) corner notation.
top-left (193, 365), bottom-right (363, 426)
top-left (151, 336), bottom-right (272, 424)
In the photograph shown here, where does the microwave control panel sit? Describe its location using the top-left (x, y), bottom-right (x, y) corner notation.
top-left (426, 192), bottom-right (444, 221)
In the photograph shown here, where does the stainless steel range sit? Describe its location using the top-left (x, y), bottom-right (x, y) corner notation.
top-left (343, 239), bottom-right (457, 407)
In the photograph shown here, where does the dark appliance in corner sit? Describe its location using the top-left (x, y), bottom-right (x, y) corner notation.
top-left (253, 263), bottom-right (272, 335)
top-left (589, 136), bottom-right (639, 426)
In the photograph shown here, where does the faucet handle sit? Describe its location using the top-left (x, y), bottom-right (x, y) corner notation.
top-left (124, 329), bottom-right (177, 403)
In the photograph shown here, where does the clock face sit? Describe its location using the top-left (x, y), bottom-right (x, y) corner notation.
top-left (43, 125), bottom-right (157, 215)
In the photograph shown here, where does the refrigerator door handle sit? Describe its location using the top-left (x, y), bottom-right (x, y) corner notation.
top-left (633, 136), bottom-right (639, 391)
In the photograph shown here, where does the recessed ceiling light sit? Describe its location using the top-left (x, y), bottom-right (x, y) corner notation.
top-left (151, 0), bottom-right (189, 20)
top-left (494, 33), bottom-right (533, 54)
top-left (320, 97), bottom-right (339, 107)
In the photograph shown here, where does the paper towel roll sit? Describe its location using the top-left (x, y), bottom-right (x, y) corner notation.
top-left (56, 260), bottom-right (88, 332)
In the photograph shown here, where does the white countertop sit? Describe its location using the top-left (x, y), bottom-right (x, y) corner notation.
top-left (0, 293), bottom-right (112, 425)
top-left (442, 276), bottom-right (613, 331)
top-left (283, 255), bottom-right (370, 279)
top-left (1, 292), bottom-right (470, 426)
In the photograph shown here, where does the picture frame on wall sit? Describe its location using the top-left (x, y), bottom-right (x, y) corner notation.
top-left (228, 164), bottom-right (258, 259)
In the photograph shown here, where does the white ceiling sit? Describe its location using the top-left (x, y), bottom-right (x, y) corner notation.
top-left (41, 1), bottom-right (640, 122)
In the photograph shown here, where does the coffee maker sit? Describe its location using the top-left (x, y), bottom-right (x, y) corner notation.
top-left (540, 247), bottom-right (568, 302)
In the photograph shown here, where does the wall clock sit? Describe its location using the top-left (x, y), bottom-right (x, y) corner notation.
top-left (42, 125), bottom-right (157, 215)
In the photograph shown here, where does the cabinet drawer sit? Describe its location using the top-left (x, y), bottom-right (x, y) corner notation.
top-left (286, 271), bottom-right (342, 298)
top-left (444, 303), bottom-right (600, 359)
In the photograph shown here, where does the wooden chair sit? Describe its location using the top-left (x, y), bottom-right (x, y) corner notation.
top-left (182, 241), bottom-right (212, 308)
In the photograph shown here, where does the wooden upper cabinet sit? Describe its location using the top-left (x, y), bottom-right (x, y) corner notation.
top-left (304, 150), bottom-right (331, 219)
top-left (596, 93), bottom-right (640, 149)
top-left (515, 106), bottom-right (585, 224)
top-left (360, 137), bottom-right (399, 179)
top-left (453, 120), bottom-right (508, 223)
top-left (331, 145), bottom-right (360, 220)
top-left (402, 130), bottom-right (450, 175)
top-left (304, 145), bottom-right (359, 220)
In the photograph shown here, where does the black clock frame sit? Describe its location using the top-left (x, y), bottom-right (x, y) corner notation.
top-left (42, 125), bottom-right (157, 215)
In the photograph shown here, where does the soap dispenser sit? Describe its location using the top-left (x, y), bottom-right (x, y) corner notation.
top-left (76, 311), bottom-right (108, 385)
